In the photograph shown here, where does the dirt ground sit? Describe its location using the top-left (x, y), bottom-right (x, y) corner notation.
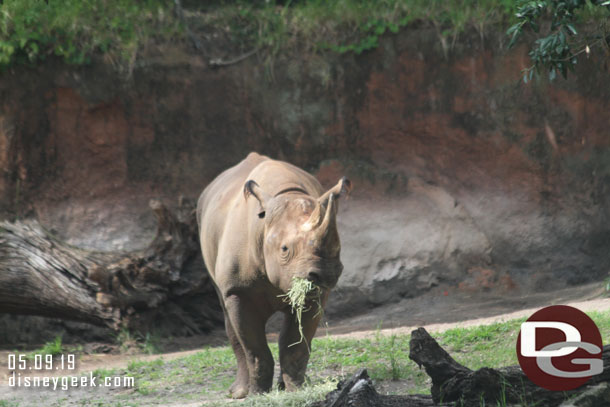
top-left (0, 283), bottom-right (608, 406)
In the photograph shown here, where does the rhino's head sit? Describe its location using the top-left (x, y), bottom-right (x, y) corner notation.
top-left (244, 177), bottom-right (351, 292)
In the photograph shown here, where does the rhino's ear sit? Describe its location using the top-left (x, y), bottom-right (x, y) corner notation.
top-left (318, 177), bottom-right (352, 207)
top-left (244, 180), bottom-right (272, 218)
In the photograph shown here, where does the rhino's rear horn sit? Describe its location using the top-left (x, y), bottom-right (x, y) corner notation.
top-left (244, 180), bottom-right (272, 218)
top-left (303, 177), bottom-right (351, 232)
top-left (319, 192), bottom-right (338, 234)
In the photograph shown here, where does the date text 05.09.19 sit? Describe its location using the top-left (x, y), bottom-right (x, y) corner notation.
top-left (8, 354), bottom-right (76, 371)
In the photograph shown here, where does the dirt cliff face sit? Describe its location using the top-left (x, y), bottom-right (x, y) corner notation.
top-left (0, 29), bottom-right (608, 317)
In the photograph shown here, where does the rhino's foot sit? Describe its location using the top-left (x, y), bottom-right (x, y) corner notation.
top-left (229, 381), bottom-right (249, 399)
top-left (229, 375), bottom-right (249, 399)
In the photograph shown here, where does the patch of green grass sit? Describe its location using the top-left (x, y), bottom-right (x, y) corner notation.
top-left (85, 309), bottom-right (610, 406)
top-left (311, 330), bottom-right (427, 391)
top-left (39, 335), bottom-right (64, 355)
top-left (26, 335), bottom-right (64, 360)
top-left (0, 399), bottom-right (20, 407)
top-left (92, 367), bottom-right (117, 380)
top-left (588, 310), bottom-right (610, 343)
top-left (240, 380), bottom-right (337, 407)
top-left (438, 318), bottom-right (524, 369)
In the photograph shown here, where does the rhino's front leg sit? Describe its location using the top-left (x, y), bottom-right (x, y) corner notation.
top-left (224, 294), bottom-right (274, 395)
top-left (225, 316), bottom-right (249, 399)
top-left (278, 292), bottom-right (328, 391)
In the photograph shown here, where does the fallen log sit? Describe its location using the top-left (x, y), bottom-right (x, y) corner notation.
top-left (0, 198), bottom-right (222, 336)
top-left (314, 328), bottom-right (609, 407)
top-left (409, 327), bottom-right (610, 406)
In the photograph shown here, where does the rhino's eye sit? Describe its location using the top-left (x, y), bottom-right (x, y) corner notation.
top-left (281, 245), bottom-right (288, 252)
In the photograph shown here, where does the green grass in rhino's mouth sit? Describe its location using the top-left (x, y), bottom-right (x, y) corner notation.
top-left (278, 277), bottom-right (323, 348)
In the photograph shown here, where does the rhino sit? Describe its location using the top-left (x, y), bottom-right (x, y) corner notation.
top-left (196, 152), bottom-right (351, 398)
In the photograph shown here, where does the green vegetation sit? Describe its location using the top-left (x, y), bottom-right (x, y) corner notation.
top-left (116, 328), bottom-right (162, 354)
top-left (84, 310), bottom-right (610, 406)
top-left (0, 0), bottom-right (608, 78)
top-left (26, 335), bottom-right (64, 360)
top-left (204, 0), bottom-right (520, 57)
top-left (508, 0), bottom-right (610, 81)
top-left (0, 0), bottom-right (527, 72)
top-left (0, 0), bottom-right (180, 71)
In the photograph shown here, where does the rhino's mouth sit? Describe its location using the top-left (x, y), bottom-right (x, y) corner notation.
top-left (278, 277), bottom-right (324, 347)
top-left (280, 277), bottom-right (322, 305)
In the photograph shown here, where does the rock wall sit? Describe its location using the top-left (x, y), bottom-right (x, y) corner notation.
top-left (1, 28), bottom-right (609, 318)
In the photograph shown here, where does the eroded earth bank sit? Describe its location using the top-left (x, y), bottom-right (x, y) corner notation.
top-left (0, 27), bottom-right (609, 342)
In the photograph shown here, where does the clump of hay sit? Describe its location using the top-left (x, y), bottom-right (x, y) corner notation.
top-left (278, 277), bottom-right (323, 348)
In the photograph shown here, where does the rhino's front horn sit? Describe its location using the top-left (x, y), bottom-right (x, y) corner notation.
top-left (318, 192), bottom-right (338, 235)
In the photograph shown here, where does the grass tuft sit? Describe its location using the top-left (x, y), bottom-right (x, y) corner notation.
top-left (278, 277), bottom-right (323, 348)
top-left (26, 335), bottom-right (64, 360)
top-left (240, 380), bottom-right (337, 407)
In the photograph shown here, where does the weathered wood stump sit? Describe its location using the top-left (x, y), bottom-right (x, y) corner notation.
top-left (0, 198), bottom-right (222, 336)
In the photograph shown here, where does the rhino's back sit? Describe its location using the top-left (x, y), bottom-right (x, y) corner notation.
top-left (197, 153), bottom-right (266, 274)
top-left (197, 152), bottom-right (324, 279)
top-left (197, 152), bottom-right (266, 232)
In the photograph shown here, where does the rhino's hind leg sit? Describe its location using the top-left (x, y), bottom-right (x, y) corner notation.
top-left (226, 316), bottom-right (250, 399)
top-left (225, 295), bottom-right (274, 395)
top-left (278, 293), bottom-right (328, 391)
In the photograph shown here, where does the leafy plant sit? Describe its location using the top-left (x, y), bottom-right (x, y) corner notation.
top-left (324, 16), bottom-right (411, 55)
top-left (0, 0), bottom-right (180, 72)
top-left (507, 0), bottom-right (610, 81)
